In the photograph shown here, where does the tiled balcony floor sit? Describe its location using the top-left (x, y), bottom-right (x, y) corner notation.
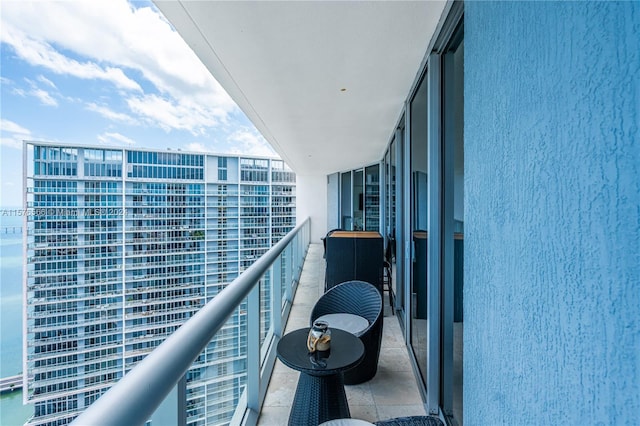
top-left (258, 243), bottom-right (426, 425)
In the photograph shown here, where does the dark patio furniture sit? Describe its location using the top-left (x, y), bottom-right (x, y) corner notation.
top-left (310, 280), bottom-right (383, 385)
top-left (322, 228), bottom-right (343, 259)
top-left (277, 328), bottom-right (364, 426)
top-left (324, 231), bottom-right (384, 292)
top-left (375, 416), bottom-right (444, 426)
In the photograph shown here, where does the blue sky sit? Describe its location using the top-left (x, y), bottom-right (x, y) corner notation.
top-left (0, 0), bottom-right (276, 207)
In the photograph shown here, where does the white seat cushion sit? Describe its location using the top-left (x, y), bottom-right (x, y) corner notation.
top-left (316, 313), bottom-right (369, 337)
top-left (319, 419), bottom-right (376, 426)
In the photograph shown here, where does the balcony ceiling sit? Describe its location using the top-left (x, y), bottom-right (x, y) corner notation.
top-left (154, 1), bottom-right (447, 175)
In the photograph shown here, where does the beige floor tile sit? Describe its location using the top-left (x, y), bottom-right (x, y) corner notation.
top-left (377, 347), bottom-right (412, 372)
top-left (348, 405), bottom-right (379, 423)
top-left (369, 370), bottom-right (423, 406)
top-left (257, 406), bottom-right (292, 426)
top-left (262, 372), bottom-right (299, 407)
top-left (345, 382), bottom-right (374, 406)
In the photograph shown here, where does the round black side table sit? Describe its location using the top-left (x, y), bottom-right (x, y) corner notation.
top-left (277, 327), bottom-right (365, 426)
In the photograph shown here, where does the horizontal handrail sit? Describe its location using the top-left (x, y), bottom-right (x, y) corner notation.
top-left (71, 217), bottom-right (310, 426)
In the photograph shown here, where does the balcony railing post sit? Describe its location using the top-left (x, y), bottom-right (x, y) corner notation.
top-left (247, 284), bottom-right (260, 414)
top-left (272, 256), bottom-right (283, 337)
top-left (284, 244), bottom-right (293, 304)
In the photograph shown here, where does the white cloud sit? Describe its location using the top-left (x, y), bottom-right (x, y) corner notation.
top-left (1, 25), bottom-right (142, 92)
top-left (127, 94), bottom-right (224, 135)
top-left (1, 119), bottom-right (30, 135)
top-left (0, 0), bottom-right (237, 133)
top-left (0, 119), bottom-right (31, 149)
top-left (227, 128), bottom-right (277, 157)
top-left (86, 103), bottom-right (137, 125)
top-left (0, 136), bottom-right (24, 150)
top-left (184, 142), bottom-right (212, 153)
top-left (97, 132), bottom-right (136, 146)
top-left (21, 78), bottom-right (59, 106)
top-left (11, 87), bottom-right (26, 97)
top-left (37, 75), bottom-right (56, 89)
top-left (31, 88), bottom-right (58, 107)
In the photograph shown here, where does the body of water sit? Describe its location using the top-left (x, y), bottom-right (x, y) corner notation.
top-left (1, 209), bottom-right (33, 425)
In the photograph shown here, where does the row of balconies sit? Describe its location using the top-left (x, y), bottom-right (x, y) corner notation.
top-left (29, 268), bottom-right (78, 277)
top-left (127, 213), bottom-right (206, 219)
top-left (28, 187), bottom-right (79, 193)
top-left (29, 305), bottom-right (118, 319)
top-left (29, 291), bottom-right (120, 304)
top-left (28, 350), bottom-right (120, 374)
top-left (124, 317), bottom-right (187, 334)
top-left (28, 315), bottom-right (118, 334)
top-left (127, 271), bottom-right (203, 282)
top-left (125, 225), bottom-right (200, 231)
top-left (29, 254), bottom-right (79, 263)
top-left (124, 281), bottom-right (204, 294)
top-left (126, 204), bottom-right (201, 211)
top-left (125, 259), bottom-right (206, 269)
top-left (126, 298), bottom-right (202, 311)
top-left (31, 325), bottom-right (122, 346)
top-left (82, 263), bottom-right (121, 273)
top-left (124, 295), bottom-right (203, 308)
top-left (25, 211), bottom-right (291, 229)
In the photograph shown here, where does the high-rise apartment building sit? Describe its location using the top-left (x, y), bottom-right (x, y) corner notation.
top-left (22, 142), bottom-right (296, 426)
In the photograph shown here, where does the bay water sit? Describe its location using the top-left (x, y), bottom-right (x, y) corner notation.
top-left (1, 209), bottom-right (33, 425)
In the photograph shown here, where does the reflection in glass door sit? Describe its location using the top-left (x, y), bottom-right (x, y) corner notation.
top-left (341, 172), bottom-right (352, 230)
top-left (364, 165), bottom-right (380, 231)
top-left (389, 139), bottom-right (397, 245)
top-left (442, 27), bottom-right (464, 426)
top-left (353, 169), bottom-right (364, 230)
top-left (385, 148), bottom-right (391, 238)
top-left (409, 71), bottom-right (429, 386)
top-left (388, 136), bottom-right (400, 315)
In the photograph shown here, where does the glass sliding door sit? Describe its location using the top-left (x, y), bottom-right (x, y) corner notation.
top-left (409, 72), bottom-right (429, 387)
top-left (389, 138), bottom-right (397, 246)
top-left (340, 171), bottom-right (352, 230)
top-left (364, 165), bottom-right (380, 231)
top-left (441, 25), bottom-right (464, 426)
top-left (392, 128), bottom-right (404, 319)
top-left (353, 169), bottom-right (364, 230)
top-left (384, 148), bottom-right (392, 239)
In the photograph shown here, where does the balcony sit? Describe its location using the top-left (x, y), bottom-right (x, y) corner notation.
top-left (71, 219), bottom-right (428, 425)
top-left (257, 243), bottom-right (425, 425)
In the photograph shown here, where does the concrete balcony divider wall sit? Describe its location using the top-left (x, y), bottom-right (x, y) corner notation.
top-left (465, 2), bottom-right (639, 424)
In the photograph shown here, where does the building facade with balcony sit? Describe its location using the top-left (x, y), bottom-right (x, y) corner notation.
top-left (152, 1), bottom-right (639, 425)
top-left (22, 143), bottom-right (296, 426)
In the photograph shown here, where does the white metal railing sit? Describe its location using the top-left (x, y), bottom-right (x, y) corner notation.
top-left (71, 218), bottom-right (309, 426)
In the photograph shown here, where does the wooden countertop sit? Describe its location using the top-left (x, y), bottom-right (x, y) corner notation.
top-left (412, 231), bottom-right (464, 240)
top-left (329, 231), bottom-right (382, 238)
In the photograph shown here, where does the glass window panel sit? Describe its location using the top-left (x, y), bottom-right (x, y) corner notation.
top-left (341, 172), bottom-right (352, 230)
top-left (410, 70), bottom-right (429, 386)
top-left (364, 165), bottom-right (380, 231)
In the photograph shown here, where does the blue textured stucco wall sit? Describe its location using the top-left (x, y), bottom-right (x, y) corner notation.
top-left (464, 2), bottom-right (639, 424)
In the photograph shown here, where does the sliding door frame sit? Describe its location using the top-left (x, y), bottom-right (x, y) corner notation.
top-left (383, 1), bottom-right (465, 422)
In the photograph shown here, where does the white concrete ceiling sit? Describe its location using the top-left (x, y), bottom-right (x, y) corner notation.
top-left (154, 1), bottom-right (447, 176)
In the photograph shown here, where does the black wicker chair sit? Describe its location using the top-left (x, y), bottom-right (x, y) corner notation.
top-left (310, 280), bottom-right (383, 385)
top-left (375, 416), bottom-right (444, 426)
